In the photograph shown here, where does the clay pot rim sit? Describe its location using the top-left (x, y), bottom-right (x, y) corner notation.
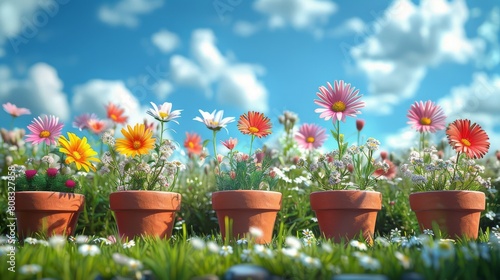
top-left (310, 190), bottom-right (382, 210)
top-left (109, 190), bottom-right (181, 211)
top-left (212, 190), bottom-right (282, 210)
top-left (410, 190), bottom-right (485, 211)
top-left (15, 191), bottom-right (85, 212)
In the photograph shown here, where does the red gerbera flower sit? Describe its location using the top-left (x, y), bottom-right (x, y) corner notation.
top-left (106, 103), bottom-right (128, 124)
top-left (446, 119), bottom-right (490, 159)
top-left (237, 111), bottom-right (272, 138)
top-left (184, 132), bottom-right (203, 157)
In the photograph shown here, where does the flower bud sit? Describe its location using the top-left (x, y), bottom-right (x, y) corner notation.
top-left (47, 168), bottom-right (58, 177)
top-left (230, 171), bottom-right (236, 179)
top-left (380, 151), bottom-right (388, 160)
top-left (356, 119), bottom-right (365, 131)
top-left (347, 164), bottom-right (354, 173)
top-left (496, 150), bottom-right (500, 161)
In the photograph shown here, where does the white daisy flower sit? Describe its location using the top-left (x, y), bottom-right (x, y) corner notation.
top-left (122, 240), bottom-right (136, 249)
top-left (147, 102), bottom-right (182, 123)
top-left (193, 109), bottom-right (235, 132)
top-left (78, 244), bottom-right (101, 256)
top-left (19, 264), bottom-right (42, 275)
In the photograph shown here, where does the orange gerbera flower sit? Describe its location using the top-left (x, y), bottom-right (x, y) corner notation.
top-left (59, 132), bottom-right (100, 172)
top-left (446, 119), bottom-right (490, 159)
top-left (237, 111), bottom-right (272, 138)
top-left (184, 132), bottom-right (202, 157)
top-left (116, 123), bottom-right (155, 157)
top-left (106, 103), bottom-right (128, 124)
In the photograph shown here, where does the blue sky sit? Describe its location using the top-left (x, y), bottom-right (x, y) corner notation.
top-left (0, 0), bottom-right (499, 156)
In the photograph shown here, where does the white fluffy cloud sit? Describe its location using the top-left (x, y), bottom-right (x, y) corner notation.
top-left (98, 0), bottom-right (163, 28)
top-left (253, 0), bottom-right (337, 31)
top-left (233, 21), bottom-right (262, 37)
top-left (0, 0), bottom-right (63, 56)
top-left (151, 29), bottom-right (180, 53)
top-left (169, 29), bottom-right (269, 112)
top-left (477, 7), bottom-right (500, 69)
top-left (329, 17), bottom-right (366, 37)
top-left (72, 79), bottom-right (148, 125)
top-left (0, 63), bottom-right (70, 121)
top-left (439, 72), bottom-right (500, 128)
top-left (351, 0), bottom-right (482, 114)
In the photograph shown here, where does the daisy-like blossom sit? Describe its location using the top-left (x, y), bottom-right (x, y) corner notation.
top-left (87, 118), bottom-right (109, 134)
top-left (189, 237), bottom-right (205, 250)
top-left (122, 240), bottom-right (136, 249)
top-left (3, 102), bottom-right (31, 117)
top-left (78, 244), bottom-right (101, 256)
top-left (106, 103), bottom-right (128, 124)
top-left (184, 132), bottom-right (203, 156)
top-left (194, 109), bottom-right (235, 132)
top-left (147, 102), bottom-right (182, 123)
top-left (115, 123), bottom-right (155, 157)
top-left (407, 100), bottom-right (446, 133)
top-left (395, 251), bottom-right (411, 269)
top-left (19, 264), bottom-right (42, 275)
top-left (59, 132), bottom-right (100, 172)
top-left (48, 235), bottom-right (66, 248)
top-left (72, 113), bottom-right (97, 131)
top-left (314, 80), bottom-right (364, 122)
top-left (221, 137), bottom-right (238, 150)
top-left (446, 119), bottom-right (490, 159)
top-left (295, 123), bottom-right (327, 150)
top-left (219, 245), bottom-right (233, 256)
top-left (25, 115), bottom-right (64, 146)
top-left (237, 111), bottom-right (272, 138)
top-left (249, 227), bottom-right (263, 238)
top-left (350, 240), bottom-right (368, 251)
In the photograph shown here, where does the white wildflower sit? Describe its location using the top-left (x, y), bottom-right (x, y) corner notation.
top-left (19, 264), bottom-right (42, 275)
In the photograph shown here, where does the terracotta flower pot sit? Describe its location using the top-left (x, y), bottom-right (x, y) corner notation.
top-left (109, 191), bottom-right (181, 240)
top-left (15, 191), bottom-right (85, 239)
top-left (310, 190), bottom-right (382, 243)
top-left (212, 190), bottom-right (282, 244)
top-left (409, 190), bottom-right (485, 239)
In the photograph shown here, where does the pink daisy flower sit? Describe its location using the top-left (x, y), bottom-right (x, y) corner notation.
top-left (3, 102), bottom-right (31, 117)
top-left (314, 80), bottom-right (364, 122)
top-left (407, 100), bottom-right (446, 133)
top-left (25, 115), bottom-right (64, 146)
top-left (295, 123), bottom-right (327, 150)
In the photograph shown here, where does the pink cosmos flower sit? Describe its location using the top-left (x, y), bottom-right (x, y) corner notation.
top-left (295, 123), bottom-right (327, 150)
top-left (3, 102), bottom-right (31, 117)
top-left (407, 100), bottom-right (446, 133)
top-left (314, 80), bottom-right (364, 122)
top-left (25, 115), bottom-right (64, 146)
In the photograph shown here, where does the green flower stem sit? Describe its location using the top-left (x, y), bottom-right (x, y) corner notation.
top-left (249, 134), bottom-right (255, 156)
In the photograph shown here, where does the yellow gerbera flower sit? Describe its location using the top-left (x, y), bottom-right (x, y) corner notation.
top-left (59, 132), bottom-right (100, 172)
top-left (116, 123), bottom-right (155, 157)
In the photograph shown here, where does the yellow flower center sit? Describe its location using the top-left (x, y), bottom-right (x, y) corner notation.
top-left (188, 142), bottom-right (194, 148)
top-left (331, 101), bottom-right (346, 112)
top-left (209, 120), bottom-right (219, 126)
top-left (420, 117), bottom-right (432, 125)
top-left (110, 114), bottom-right (118, 121)
top-left (306, 136), bottom-right (315, 143)
top-left (461, 138), bottom-right (471, 147)
top-left (249, 127), bottom-right (259, 133)
top-left (39, 130), bottom-right (51, 138)
top-left (72, 151), bottom-right (82, 160)
top-left (159, 111), bottom-right (169, 119)
top-left (133, 141), bottom-right (142, 149)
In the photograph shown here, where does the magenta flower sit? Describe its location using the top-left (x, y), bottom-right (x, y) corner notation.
top-left (407, 100), bottom-right (446, 133)
top-left (295, 123), bottom-right (327, 150)
top-left (2, 102), bottom-right (31, 117)
top-left (65, 179), bottom-right (76, 188)
top-left (25, 115), bottom-right (64, 146)
top-left (25, 170), bottom-right (37, 180)
top-left (314, 80), bottom-right (364, 122)
top-left (47, 168), bottom-right (58, 177)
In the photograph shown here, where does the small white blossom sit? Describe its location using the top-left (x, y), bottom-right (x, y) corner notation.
top-left (219, 245), bottom-right (233, 256)
top-left (349, 240), bottom-right (367, 251)
top-left (78, 244), bottom-right (101, 256)
top-left (19, 264), bottom-right (42, 275)
top-left (122, 240), bottom-right (136, 249)
top-left (48, 235), bottom-right (66, 248)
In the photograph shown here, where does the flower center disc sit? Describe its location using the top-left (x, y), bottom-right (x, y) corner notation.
top-left (461, 138), bottom-right (471, 147)
top-left (331, 101), bottom-right (346, 112)
top-left (209, 120), bottom-right (219, 126)
top-left (306, 136), bottom-right (315, 143)
top-left (249, 127), bottom-right (259, 133)
top-left (133, 141), bottom-right (142, 149)
top-left (159, 112), bottom-right (169, 119)
top-left (188, 142), bottom-right (194, 148)
top-left (420, 117), bottom-right (432, 125)
top-left (72, 151), bottom-right (82, 160)
top-left (39, 130), bottom-right (51, 138)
